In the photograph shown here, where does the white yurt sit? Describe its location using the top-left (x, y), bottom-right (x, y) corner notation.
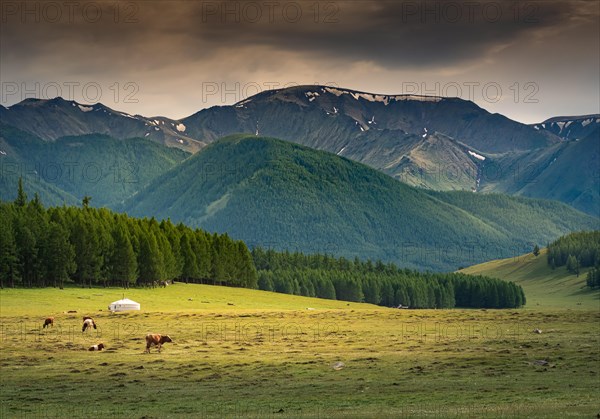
top-left (108, 298), bottom-right (140, 312)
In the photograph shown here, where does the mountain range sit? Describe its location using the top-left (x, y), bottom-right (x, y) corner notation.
top-left (0, 86), bottom-right (598, 270)
top-left (0, 98), bottom-right (204, 153)
top-left (2, 86), bottom-right (598, 215)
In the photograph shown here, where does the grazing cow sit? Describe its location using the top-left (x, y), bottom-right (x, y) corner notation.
top-left (43, 317), bottom-right (54, 328)
top-left (145, 334), bottom-right (172, 353)
top-left (88, 343), bottom-right (105, 351)
top-left (82, 317), bottom-right (97, 332)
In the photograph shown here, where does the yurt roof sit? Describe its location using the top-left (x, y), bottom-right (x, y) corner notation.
top-left (110, 298), bottom-right (140, 305)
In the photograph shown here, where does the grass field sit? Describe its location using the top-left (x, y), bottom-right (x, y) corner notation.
top-left (1, 278), bottom-right (599, 418)
top-left (460, 248), bottom-right (600, 310)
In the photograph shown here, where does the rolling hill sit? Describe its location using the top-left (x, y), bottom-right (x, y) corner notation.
top-left (122, 134), bottom-right (598, 271)
top-left (0, 124), bottom-right (189, 206)
top-left (460, 248), bottom-right (599, 309)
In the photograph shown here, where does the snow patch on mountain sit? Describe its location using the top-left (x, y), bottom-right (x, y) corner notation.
top-left (117, 112), bottom-right (136, 120)
top-left (78, 105), bottom-right (93, 112)
top-left (468, 150), bottom-right (486, 161)
top-left (236, 98), bottom-right (251, 107)
top-left (305, 91), bottom-right (320, 102)
top-left (322, 87), bottom-right (442, 104)
top-left (176, 123), bottom-right (186, 132)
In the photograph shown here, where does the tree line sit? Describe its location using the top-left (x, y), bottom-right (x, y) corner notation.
top-left (0, 180), bottom-right (257, 288)
top-left (546, 231), bottom-right (600, 279)
top-left (252, 248), bottom-right (525, 308)
top-left (0, 180), bottom-right (526, 308)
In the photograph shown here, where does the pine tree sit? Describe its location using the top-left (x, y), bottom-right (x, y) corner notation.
top-left (533, 244), bottom-right (540, 256)
top-left (586, 268), bottom-right (599, 288)
top-left (0, 216), bottom-right (20, 288)
top-left (71, 215), bottom-right (102, 287)
top-left (179, 232), bottom-right (199, 283)
top-left (156, 231), bottom-right (178, 281)
top-left (110, 224), bottom-right (138, 288)
top-left (43, 222), bottom-right (76, 288)
top-left (14, 223), bottom-right (39, 287)
top-left (138, 231), bottom-right (163, 285)
top-left (194, 232), bottom-right (212, 280)
top-left (235, 241), bottom-right (258, 288)
top-left (566, 255), bottom-right (578, 274)
top-left (15, 177), bottom-right (27, 207)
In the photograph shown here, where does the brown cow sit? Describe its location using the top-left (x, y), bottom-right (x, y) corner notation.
top-left (82, 317), bottom-right (97, 332)
top-left (43, 317), bottom-right (54, 328)
top-left (145, 334), bottom-right (172, 353)
top-left (88, 343), bottom-right (105, 351)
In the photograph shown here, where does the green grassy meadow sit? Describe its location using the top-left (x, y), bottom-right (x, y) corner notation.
top-left (460, 248), bottom-right (600, 309)
top-left (0, 278), bottom-right (598, 418)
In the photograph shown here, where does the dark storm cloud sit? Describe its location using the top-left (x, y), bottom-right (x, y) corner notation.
top-left (184, 0), bottom-right (587, 68)
top-left (0, 0), bottom-right (595, 70)
top-left (0, 0), bottom-right (597, 122)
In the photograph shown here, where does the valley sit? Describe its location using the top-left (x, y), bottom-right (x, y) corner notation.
top-left (1, 282), bottom-right (598, 418)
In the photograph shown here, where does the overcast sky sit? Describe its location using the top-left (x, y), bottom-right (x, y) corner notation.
top-left (1, 0), bottom-right (598, 123)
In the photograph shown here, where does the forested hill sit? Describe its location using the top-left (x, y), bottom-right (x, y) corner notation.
top-left (0, 185), bottom-right (524, 308)
top-left (0, 123), bottom-right (189, 207)
top-left (123, 134), bottom-right (598, 271)
top-left (545, 231), bottom-right (600, 289)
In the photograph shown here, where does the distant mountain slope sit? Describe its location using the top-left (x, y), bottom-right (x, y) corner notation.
top-left (478, 127), bottom-right (599, 215)
top-left (460, 248), bottom-right (599, 309)
top-left (122, 134), bottom-right (597, 271)
top-left (1, 124), bottom-right (79, 205)
top-left (179, 85), bottom-right (559, 192)
top-left (182, 85), bottom-right (558, 153)
top-left (182, 87), bottom-right (595, 213)
top-left (0, 124), bottom-right (189, 206)
top-left (0, 97), bottom-right (204, 152)
top-left (532, 114), bottom-right (600, 140)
